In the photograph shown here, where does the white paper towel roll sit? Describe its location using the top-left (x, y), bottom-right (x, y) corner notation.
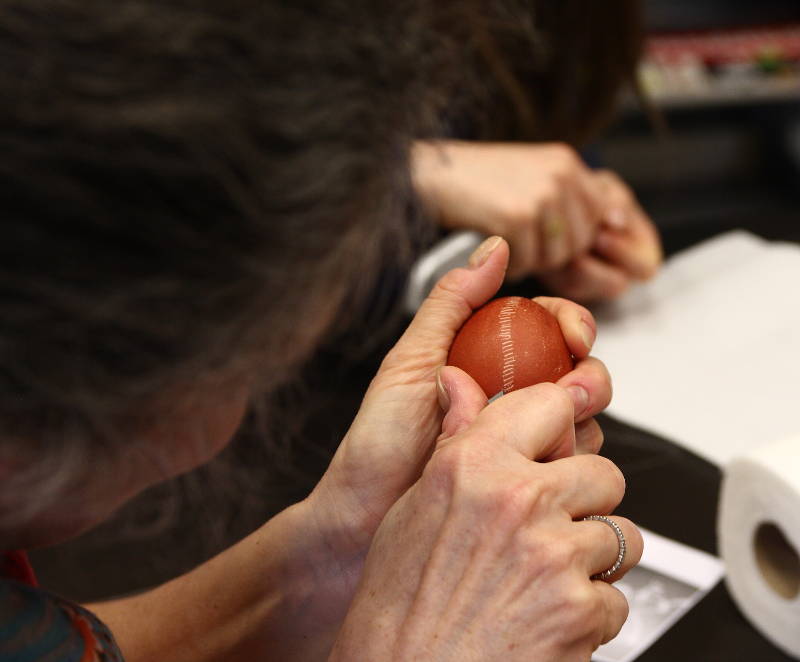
top-left (718, 436), bottom-right (800, 658)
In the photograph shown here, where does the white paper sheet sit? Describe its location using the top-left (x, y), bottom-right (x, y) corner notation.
top-left (593, 230), bottom-right (800, 467)
top-left (593, 529), bottom-right (724, 662)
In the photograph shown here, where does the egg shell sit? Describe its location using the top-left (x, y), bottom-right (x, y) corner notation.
top-left (447, 296), bottom-right (574, 398)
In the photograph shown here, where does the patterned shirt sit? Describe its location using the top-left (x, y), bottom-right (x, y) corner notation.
top-left (0, 551), bottom-right (125, 662)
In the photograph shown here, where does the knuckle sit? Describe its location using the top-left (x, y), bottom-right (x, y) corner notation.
top-left (527, 529), bottom-right (580, 575)
top-left (425, 441), bottom-right (474, 495)
top-left (427, 267), bottom-right (474, 305)
top-left (551, 143), bottom-right (578, 166)
top-left (597, 588), bottom-right (629, 647)
top-left (551, 167), bottom-right (570, 187)
top-left (529, 382), bottom-right (574, 420)
top-left (498, 199), bottom-right (534, 227)
top-left (425, 438), bottom-right (495, 499)
top-left (488, 480), bottom-right (541, 528)
top-left (427, 443), bottom-right (547, 529)
top-left (558, 583), bottom-right (603, 637)
top-left (428, 439), bottom-right (477, 480)
top-left (594, 456), bottom-right (626, 501)
top-left (539, 184), bottom-right (559, 207)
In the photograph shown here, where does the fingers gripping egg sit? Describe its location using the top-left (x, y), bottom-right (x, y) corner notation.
top-left (447, 296), bottom-right (574, 399)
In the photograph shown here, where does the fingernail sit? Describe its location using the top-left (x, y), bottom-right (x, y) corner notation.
top-left (580, 319), bottom-right (595, 350)
top-left (468, 236), bottom-right (503, 269)
top-left (436, 367), bottom-right (450, 411)
top-left (567, 385), bottom-right (589, 417)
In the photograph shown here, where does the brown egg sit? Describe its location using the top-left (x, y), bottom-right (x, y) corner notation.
top-left (447, 296), bottom-right (574, 398)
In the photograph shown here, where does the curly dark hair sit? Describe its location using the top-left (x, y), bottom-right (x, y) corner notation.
top-left (0, 0), bottom-right (457, 526)
top-left (0, 0), bottom-right (644, 532)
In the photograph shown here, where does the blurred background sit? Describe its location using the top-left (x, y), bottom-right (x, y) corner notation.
top-left (598, 0), bottom-right (800, 253)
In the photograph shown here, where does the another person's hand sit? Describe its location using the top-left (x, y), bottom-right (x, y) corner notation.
top-left (539, 169), bottom-right (663, 302)
top-left (331, 374), bottom-right (643, 661)
top-left (302, 237), bottom-right (616, 653)
top-left (412, 140), bottom-right (663, 301)
top-left (412, 140), bottom-right (605, 280)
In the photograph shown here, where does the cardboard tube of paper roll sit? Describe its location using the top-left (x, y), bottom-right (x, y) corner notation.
top-left (718, 436), bottom-right (800, 658)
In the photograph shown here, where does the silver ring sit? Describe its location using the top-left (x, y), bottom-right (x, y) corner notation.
top-left (584, 515), bottom-right (626, 580)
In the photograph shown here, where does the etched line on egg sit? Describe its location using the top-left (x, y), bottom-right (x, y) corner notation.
top-left (497, 298), bottom-right (520, 393)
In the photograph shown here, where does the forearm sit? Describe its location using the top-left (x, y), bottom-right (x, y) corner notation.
top-left (87, 499), bottom-right (356, 662)
top-left (410, 139), bottom-right (447, 222)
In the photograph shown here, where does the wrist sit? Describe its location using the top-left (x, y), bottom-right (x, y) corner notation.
top-left (91, 501), bottom-right (353, 662)
top-left (298, 484), bottom-right (372, 595)
top-left (410, 139), bottom-right (450, 222)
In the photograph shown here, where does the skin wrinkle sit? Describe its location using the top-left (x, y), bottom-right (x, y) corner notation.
top-left (329, 388), bottom-right (437, 537)
top-left (278, 507), bottom-right (362, 639)
top-left (466, 479), bottom-right (584, 645)
top-left (393, 490), bottom-right (468, 659)
top-left (400, 470), bottom-right (551, 660)
top-left (352, 386), bottom-right (442, 461)
top-left (310, 480), bottom-right (374, 563)
top-left (443, 483), bottom-right (534, 651)
top-left (372, 360), bottom-right (441, 387)
top-left (423, 276), bottom-right (476, 315)
top-left (343, 475), bottom-right (417, 549)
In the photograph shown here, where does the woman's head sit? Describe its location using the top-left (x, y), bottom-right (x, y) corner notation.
top-left (0, 0), bottom-right (454, 541)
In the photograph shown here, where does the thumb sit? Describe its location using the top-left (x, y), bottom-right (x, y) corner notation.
top-left (436, 365), bottom-right (488, 440)
top-left (381, 236), bottom-right (509, 374)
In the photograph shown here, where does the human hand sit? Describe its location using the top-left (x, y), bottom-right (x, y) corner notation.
top-left (412, 141), bottom-right (605, 280)
top-left (300, 237), bottom-right (612, 654)
top-left (330, 372), bottom-right (642, 661)
top-left (538, 169), bottom-right (663, 302)
top-left (593, 169), bottom-right (662, 279)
